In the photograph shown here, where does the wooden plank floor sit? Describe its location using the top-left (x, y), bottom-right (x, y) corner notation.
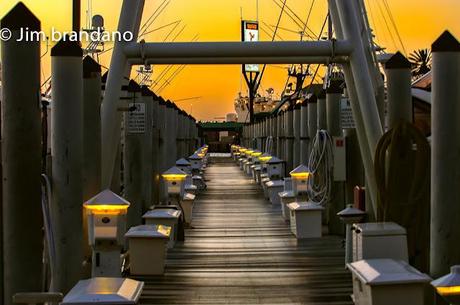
top-left (136, 157), bottom-right (353, 305)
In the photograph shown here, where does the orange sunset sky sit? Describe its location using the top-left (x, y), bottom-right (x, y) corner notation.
top-left (1, 0), bottom-right (459, 121)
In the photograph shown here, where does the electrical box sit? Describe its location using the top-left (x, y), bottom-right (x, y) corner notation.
top-left (347, 259), bottom-right (431, 305)
top-left (266, 157), bottom-right (284, 180)
top-left (353, 222), bottom-right (409, 262)
top-left (62, 278), bottom-right (144, 305)
top-left (125, 225), bottom-right (170, 275)
top-left (288, 201), bottom-right (324, 239)
top-left (332, 136), bottom-right (346, 181)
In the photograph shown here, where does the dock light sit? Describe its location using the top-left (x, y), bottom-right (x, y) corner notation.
top-left (83, 190), bottom-right (130, 277)
top-left (188, 152), bottom-right (203, 172)
top-left (266, 156), bottom-right (284, 180)
top-left (259, 153), bottom-right (273, 163)
top-left (432, 266), bottom-right (460, 304)
top-left (162, 166), bottom-right (188, 196)
top-left (290, 164), bottom-right (311, 195)
top-left (176, 158), bottom-right (192, 174)
top-left (337, 204), bottom-right (366, 265)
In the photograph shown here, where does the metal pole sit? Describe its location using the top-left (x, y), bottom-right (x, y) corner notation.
top-left (307, 95), bottom-right (318, 155)
top-left (326, 81), bottom-right (345, 235)
top-left (157, 98), bottom-right (168, 203)
top-left (82, 56), bottom-right (102, 276)
top-left (300, 100), bottom-right (309, 164)
top-left (1, 4), bottom-right (42, 303)
top-left (82, 56), bottom-right (102, 201)
top-left (123, 81), bottom-right (143, 228)
top-left (430, 31), bottom-right (460, 278)
top-left (276, 113), bottom-right (282, 157)
top-left (329, 0), bottom-right (378, 218)
top-left (285, 109), bottom-right (294, 171)
top-left (317, 90), bottom-right (327, 130)
top-left (293, 104), bottom-right (301, 167)
top-left (334, 0), bottom-right (383, 152)
top-left (111, 80), bottom-right (129, 194)
top-left (50, 39), bottom-right (84, 293)
top-left (101, 0), bottom-right (144, 188)
top-left (72, 0), bottom-right (81, 33)
top-left (151, 93), bottom-right (160, 205)
top-left (124, 40), bottom-right (353, 61)
top-left (384, 52), bottom-right (412, 129)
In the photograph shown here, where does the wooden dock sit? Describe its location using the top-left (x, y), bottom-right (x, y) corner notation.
top-left (136, 158), bottom-right (353, 305)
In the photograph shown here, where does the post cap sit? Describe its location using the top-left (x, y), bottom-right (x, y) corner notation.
top-left (51, 38), bottom-right (83, 57)
top-left (127, 80), bottom-right (141, 92)
top-left (1, 2), bottom-right (40, 31)
top-left (385, 51), bottom-right (411, 69)
top-left (432, 30), bottom-right (460, 52)
top-left (83, 56), bottom-right (101, 78)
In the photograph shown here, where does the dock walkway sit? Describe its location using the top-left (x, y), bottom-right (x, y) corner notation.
top-left (137, 157), bottom-right (353, 305)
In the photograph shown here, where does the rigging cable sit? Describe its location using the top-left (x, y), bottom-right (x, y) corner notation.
top-left (381, 0), bottom-right (406, 54)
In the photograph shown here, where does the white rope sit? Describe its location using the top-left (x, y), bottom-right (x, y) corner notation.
top-left (308, 130), bottom-right (334, 206)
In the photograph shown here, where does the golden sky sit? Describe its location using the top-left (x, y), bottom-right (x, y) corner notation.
top-left (1, 0), bottom-right (459, 120)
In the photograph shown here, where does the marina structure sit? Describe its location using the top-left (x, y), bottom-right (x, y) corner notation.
top-left (0, 0), bottom-right (460, 304)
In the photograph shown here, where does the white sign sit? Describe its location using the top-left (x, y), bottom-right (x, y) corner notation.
top-left (127, 103), bottom-right (146, 134)
top-left (340, 98), bottom-right (356, 129)
top-left (242, 21), bottom-right (259, 73)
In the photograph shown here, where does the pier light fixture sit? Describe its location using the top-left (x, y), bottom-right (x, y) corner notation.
top-left (162, 166), bottom-right (188, 196)
top-left (83, 190), bottom-right (130, 276)
top-left (290, 164), bottom-right (311, 195)
top-left (188, 152), bottom-right (203, 171)
top-left (176, 158), bottom-right (192, 174)
top-left (259, 153), bottom-right (273, 163)
top-left (432, 265), bottom-right (460, 304)
top-left (337, 204), bottom-right (366, 264)
top-left (266, 156), bottom-right (284, 180)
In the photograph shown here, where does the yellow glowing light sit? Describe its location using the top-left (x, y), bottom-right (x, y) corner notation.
top-left (259, 156), bottom-right (272, 162)
top-left (239, 148), bottom-right (248, 153)
top-left (158, 225), bottom-right (172, 236)
top-left (290, 172), bottom-right (311, 179)
top-left (84, 204), bottom-right (129, 215)
top-left (162, 174), bottom-right (187, 181)
top-left (245, 150), bottom-right (254, 155)
top-left (251, 152), bottom-right (262, 157)
top-left (436, 286), bottom-right (460, 296)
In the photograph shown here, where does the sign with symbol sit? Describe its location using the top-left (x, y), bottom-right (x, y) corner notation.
top-left (340, 98), bottom-right (356, 129)
top-left (242, 20), bottom-right (259, 72)
top-left (127, 103), bottom-right (146, 134)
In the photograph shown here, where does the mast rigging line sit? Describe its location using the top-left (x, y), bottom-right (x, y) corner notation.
top-left (381, 0), bottom-right (406, 54)
top-left (140, 20), bottom-right (182, 38)
top-left (272, 0), bottom-right (317, 38)
top-left (139, 0), bottom-right (170, 36)
top-left (254, 0), bottom-right (288, 93)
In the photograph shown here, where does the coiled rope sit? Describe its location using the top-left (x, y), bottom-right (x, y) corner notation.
top-left (374, 120), bottom-right (430, 271)
top-left (308, 130), bottom-right (334, 206)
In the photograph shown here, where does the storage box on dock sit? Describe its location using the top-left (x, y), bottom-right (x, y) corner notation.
top-left (125, 225), bottom-right (170, 275)
top-left (143, 208), bottom-right (182, 248)
top-left (288, 201), bottom-right (324, 238)
top-left (352, 222), bottom-right (408, 262)
top-left (347, 259), bottom-right (431, 305)
top-left (62, 277), bottom-right (144, 304)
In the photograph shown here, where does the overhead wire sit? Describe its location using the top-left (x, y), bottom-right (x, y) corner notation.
top-left (254, 0), bottom-right (288, 93)
top-left (381, 0), bottom-right (406, 54)
top-left (375, 0), bottom-right (397, 51)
